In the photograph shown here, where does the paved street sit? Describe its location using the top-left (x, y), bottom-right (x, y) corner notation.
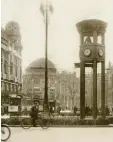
top-left (6, 127), bottom-right (113, 142)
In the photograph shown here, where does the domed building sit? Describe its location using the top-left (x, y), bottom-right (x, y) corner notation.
top-left (22, 58), bottom-right (57, 111)
top-left (1, 21), bottom-right (23, 114)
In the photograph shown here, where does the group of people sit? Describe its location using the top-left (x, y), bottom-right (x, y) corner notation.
top-left (73, 105), bottom-right (113, 116)
top-left (24, 102), bottom-right (113, 127)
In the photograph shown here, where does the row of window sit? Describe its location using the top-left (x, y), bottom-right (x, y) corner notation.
top-left (1, 62), bottom-right (18, 76)
top-left (34, 88), bottom-right (55, 92)
top-left (26, 88), bottom-right (55, 93)
top-left (2, 45), bottom-right (21, 61)
top-left (21, 99), bottom-right (32, 106)
top-left (24, 77), bottom-right (55, 84)
top-left (1, 97), bottom-right (21, 106)
top-left (1, 51), bottom-right (22, 77)
top-left (1, 81), bottom-right (21, 93)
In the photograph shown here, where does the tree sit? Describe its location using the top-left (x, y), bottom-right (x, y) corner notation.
top-left (58, 71), bottom-right (79, 109)
top-left (65, 72), bottom-right (79, 109)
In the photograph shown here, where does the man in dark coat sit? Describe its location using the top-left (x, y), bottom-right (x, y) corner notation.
top-left (30, 101), bottom-right (39, 127)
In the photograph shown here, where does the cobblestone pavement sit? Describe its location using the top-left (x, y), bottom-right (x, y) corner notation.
top-left (5, 127), bottom-right (113, 142)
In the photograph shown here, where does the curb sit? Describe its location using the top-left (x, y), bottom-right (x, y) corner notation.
top-left (8, 125), bottom-right (113, 128)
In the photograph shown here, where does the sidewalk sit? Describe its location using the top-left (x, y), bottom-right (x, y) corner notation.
top-left (5, 127), bottom-right (113, 142)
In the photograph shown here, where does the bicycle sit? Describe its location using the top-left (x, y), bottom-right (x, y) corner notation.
top-left (21, 113), bottom-right (50, 129)
top-left (1, 124), bottom-right (11, 141)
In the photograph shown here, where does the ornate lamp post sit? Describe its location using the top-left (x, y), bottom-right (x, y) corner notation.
top-left (40, 0), bottom-right (53, 111)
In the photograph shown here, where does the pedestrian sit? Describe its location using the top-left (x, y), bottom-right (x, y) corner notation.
top-left (74, 106), bottom-right (77, 115)
top-left (49, 105), bottom-right (53, 116)
top-left (57, 106), bottom-right (61, 115)
top-left (29, 101), bottom-right (39, 127)
top-left (23, 107), bottom-right (27, 116)
top-left (85, 104), bottom-right (89, 117)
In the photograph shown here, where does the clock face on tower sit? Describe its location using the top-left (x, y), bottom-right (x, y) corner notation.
top-left (98, 49), bottom-right (104, 57)
top-left (84, 49), bottom-right (91, 57)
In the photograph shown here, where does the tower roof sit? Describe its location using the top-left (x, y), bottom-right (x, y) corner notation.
top-left (76, 19), bottom-right (107, 36)
top-left (5, 21), bottom-right (21, 37)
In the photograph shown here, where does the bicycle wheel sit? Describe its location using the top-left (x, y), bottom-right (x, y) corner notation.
top-left (40, 117), bottom-right (49, 129)
top-left (21, 117), bottom-right (32, 129)
top-left (1, 124), bottom-right (11, 141)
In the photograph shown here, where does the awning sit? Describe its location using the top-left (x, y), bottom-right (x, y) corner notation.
top-left (9, 94), bottom-right (22, 98)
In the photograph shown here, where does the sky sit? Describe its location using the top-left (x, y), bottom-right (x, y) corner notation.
top-left (1, 0), bottom-right (113, 75)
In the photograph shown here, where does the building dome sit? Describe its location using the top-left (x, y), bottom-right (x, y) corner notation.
top-left (27, 58), bottom-right (56, 69)
top-left (5, 21), bottom-right (20, 37)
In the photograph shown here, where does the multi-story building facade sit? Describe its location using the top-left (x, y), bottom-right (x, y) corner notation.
top-left (1, 21), bottom-right (23, 114)
top-left (22, 58), bottom-right (57, 110)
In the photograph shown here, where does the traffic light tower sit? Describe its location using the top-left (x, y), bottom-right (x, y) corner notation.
top-left (75, 19), bottom-right (107, 119)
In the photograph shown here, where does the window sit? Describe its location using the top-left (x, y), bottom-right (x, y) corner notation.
top-left (97, 35), bottom-right (102, 44)
top-left (1, 82), bottom-right (4, 91)
top-left (4, 82), bottom-right (7, 91)
top-left (4, 64), bottom-right (7, 73)
top-left (34, 88), bottom-right (40, 92)
top-left (14, 57), bottom-right (18, 77)
top-left (10, 84), bottom-right (13, 92)
top-left (14, 56), bottom-right (18, 65)
top-left (10, 54), bottom-right (13, 62)
top-left (4, 60), bottom-right (8, 74)
top-left (84, 36), bottom-right (93, 44)
top-left (50, 89), bottom-right (55, 92)
top-left (18, 86), bottom-right (20, 92)
top-left (4, 97), bottom-right (9, 104)
top-left (1, 50), bottom-right (3, 63)
top-left (10, 62), bottom-right (13, 75)
top-left (10, 98), bottom-right (19, 106)
top-left (1, 62), bottom-right (3, 72)
top-left (4, 52), bottom-right (8, 61)
top-left (16, 85), bottom-right (18, 93)
top-left (34, 77), bottom-right (40, 85)
top-left (6, 83), bottom-right (9, 92)
top-left (12, 84), bottom-right (14, 92)
top-left (9, 83), bottom-right (11, 92)
top-left (15, 67), bottom-right (18, 77)
top-left (1, 97), bottom-right (4, 105)
top-left (13, 85), bottom-right (16, 93)
top-left (20, 85), bottom-right (22, 91)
